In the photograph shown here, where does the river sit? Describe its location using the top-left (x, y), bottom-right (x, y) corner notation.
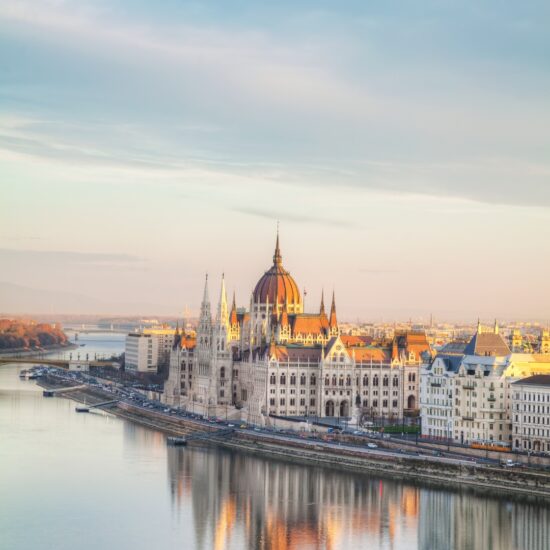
top-left (1, 334), bottom-right (549, 549)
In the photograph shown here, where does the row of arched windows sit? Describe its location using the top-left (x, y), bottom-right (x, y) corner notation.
top-left (270, 373), bottom-right (317, 385)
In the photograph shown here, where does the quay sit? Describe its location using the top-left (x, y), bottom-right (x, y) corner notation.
top-left (36, 376), bottom-right (550, 500)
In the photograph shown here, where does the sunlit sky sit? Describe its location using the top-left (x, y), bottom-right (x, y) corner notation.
top-left (1, 1), bottom-right (549, 321)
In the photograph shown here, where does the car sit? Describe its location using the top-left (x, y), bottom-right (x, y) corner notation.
top-left (367, 443), bottom-right (378, 449)
top-left (239, 424), bottom-right (247, 429)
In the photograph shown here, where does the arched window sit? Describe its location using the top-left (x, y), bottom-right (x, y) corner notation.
top-left (325, 376), bottom-right (330, 386)
top-left (220, 367), bottom-right (225, 379)
top-left (332, 375), bottom-right (337, 386)
top-left (300, 374), bottom-right (306, 385)
top-left (338, 376), bottom-right (344, 387)
top-left (373, 376), bottom-right (379, 387)
top-left (393, 376), bottom-right (399, 387)
top-left (290, 374), bottom-right (296, 385)
top-left (280, 374), bottom-right (286, 385)
top-left (383, 376), bottom-right (389, 387)
top-left (346, 375), bottom-right (351, 386)
top-left (270, 374), bottom-right (276, 385)
top-left (363, 375), bottom-right (368, 386)
top-left (311, 374), bottom-right (316, 385)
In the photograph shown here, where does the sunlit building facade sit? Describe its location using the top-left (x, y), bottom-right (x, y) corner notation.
top-left (164, 234), bottom-right (430, 424)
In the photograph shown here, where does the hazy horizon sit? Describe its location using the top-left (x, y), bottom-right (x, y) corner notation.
top-left (1, 1), bottom-right (549, 321)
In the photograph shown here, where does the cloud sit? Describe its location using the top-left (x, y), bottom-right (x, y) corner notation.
top-left (0, 0), bottom-right (549, 211)
top-left (231, 206), bottom-right (357, 228)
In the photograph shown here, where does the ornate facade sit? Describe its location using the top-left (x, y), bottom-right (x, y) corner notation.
top-left (164, 233), bottom-right (430, 425)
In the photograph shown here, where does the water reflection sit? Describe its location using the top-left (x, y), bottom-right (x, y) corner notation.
top-left (167, 446), bottom-right (550, 550)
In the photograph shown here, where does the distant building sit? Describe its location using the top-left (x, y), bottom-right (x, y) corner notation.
top-left (512, 375), bottom-right (550, 452)
top-left (125, 333), bottom-right (159, 372)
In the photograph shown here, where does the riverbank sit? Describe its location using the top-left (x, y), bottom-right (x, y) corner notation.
top-left (36, 378), bottom-right (550, 501)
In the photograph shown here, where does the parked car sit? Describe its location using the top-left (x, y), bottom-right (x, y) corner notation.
top-left (367, 443), bottom-right (378, 449)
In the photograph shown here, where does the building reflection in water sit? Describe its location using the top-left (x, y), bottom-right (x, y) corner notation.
top-left (167, 447), bottom-right (550, 550)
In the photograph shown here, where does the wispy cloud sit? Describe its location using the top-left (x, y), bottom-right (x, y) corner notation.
top-left (231, 206), bottom-right (357, 228)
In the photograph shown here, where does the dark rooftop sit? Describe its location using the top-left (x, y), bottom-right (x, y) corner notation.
top-left (512, 375), bottom-right (550, 387)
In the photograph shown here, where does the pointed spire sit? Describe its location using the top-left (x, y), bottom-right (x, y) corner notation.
top-left (175, 320), bottom-right (180, 335)
top-left (217, 273), bottom-right (228, 323)
top-left (477, 318), bottom-right (482, 334)
top-left (202, 273), bottom-right (210, 304)
top-left (329, 290), bottom-right (338, 328)
top-left (320, 289), bottom-right (326, 315)
top-left (494, 319), bottom-right (499, 335)
top-left (273, 223), bottom-right (282, 266)
top-left (229, 291), bottom-right (238, 326)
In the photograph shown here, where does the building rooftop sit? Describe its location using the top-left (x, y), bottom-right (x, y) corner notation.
top-left (512, 375), bottom-right (550, 387)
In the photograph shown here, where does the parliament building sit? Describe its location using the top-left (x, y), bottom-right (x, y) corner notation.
top-left (163, 233), bottom-right (430, 425)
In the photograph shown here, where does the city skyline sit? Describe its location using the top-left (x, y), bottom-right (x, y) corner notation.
top-left (1, 1), bottom-right (549, 320)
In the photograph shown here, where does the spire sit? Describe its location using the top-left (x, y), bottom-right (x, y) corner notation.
top-left (477, 318), bottom-right (482, 334)
top-left (320, 289), bottom-right (326, 315)
top-left (217, 273), bottom-right (229, 323)
top-left (229, 291), bottom-right (238, 326)
top-left (202, 273), bottom-right (210, 304)
top-left (273, 223), bottom-right (282, 266)
top-left (329, 291), bottom-right (338, 328)
top-left (494, 319), bottom-right (499, 335)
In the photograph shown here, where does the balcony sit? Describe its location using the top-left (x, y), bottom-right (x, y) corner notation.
top-left (488, 396), bottom-right (496, 402)
top-left (462, 415), bottom-right (474, 421)
top-left (430, 382), bottom-right (442, 388)
top-left (463, 384), bottom-right (475, 390)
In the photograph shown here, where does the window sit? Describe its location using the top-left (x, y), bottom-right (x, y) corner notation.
top-left (300, 374), bottom-right (306, 385)
top-left (270, 374), bottom-right (276, 384)
top-left (270, 398), bottom-right (275, 406)
top-left (280, 398), bottom-right (285, 406)
top-left (220, 367), bottom-right (225, 379)
top-left (310, 398), bottom-right (316, 406)
top-left (383, 376), bottom-right (389, 387)
top-left (290, 374), bottom-right (296, 385)
top-left (363, 375), bottom-right (369, 386)
top-left (393, 377), bottom-right (399, 387)
top-left (280, 374), bottom-right (286, 385)
top-left (373, 376), bottom-right (379, 387)
top-left (310, 374), bottom-right (316, 385)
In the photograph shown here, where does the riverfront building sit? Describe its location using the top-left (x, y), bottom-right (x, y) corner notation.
top-left (125, 333), bottom-right (159, 372)
top-left (420, 322), bottom-right (550, 445)
top-left (512, 375), bottom-right (550, 452)
top-left (164, 233), bottom-right (431, 424)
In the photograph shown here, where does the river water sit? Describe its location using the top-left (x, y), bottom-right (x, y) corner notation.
top-left (1, 334), bottom-right (550, 550)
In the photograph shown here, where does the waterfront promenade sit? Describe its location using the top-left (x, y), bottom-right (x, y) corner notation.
top-left (36, 368), bottom-right (550, 500)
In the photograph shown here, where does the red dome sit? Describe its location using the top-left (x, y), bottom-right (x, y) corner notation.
top-left (252, 234), bottom-right (301, 305)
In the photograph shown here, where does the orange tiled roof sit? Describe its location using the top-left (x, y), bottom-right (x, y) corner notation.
top-left (291, 314), bottom-right (329, 335)
top-left (350, 347), bottom-right (390, 362)
top-left (341, 335), bottom-right (373, 347)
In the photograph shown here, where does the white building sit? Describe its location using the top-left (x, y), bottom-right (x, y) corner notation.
top-left (512, 375), bottom-right (550, 452)
top-left (421, 322), bottom-right (550, 445)
top-left (143, 327), bottom-right (175, 367)
top-left (125, 333), bottom-right (159, 372)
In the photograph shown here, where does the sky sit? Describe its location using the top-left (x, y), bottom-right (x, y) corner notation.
top-left (0, 0), bottom-right (549, 321)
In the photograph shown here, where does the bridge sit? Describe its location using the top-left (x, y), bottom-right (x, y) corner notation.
top-left (0, 357), bottom-right (118, 369)
top-left (75, 399), bottom-right (119, 412)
